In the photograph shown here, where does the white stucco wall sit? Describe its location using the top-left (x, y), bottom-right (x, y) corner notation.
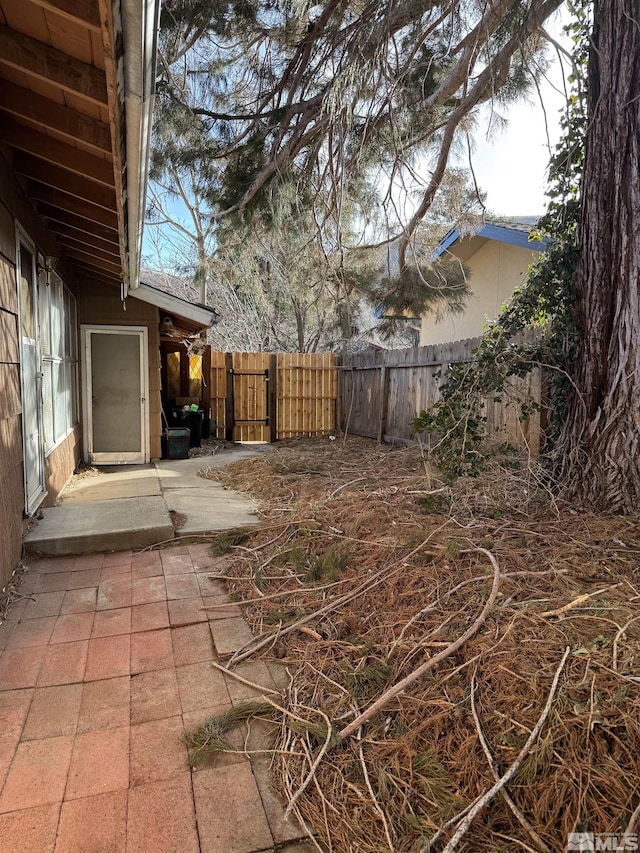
top-left (419, 239), bottom-right (542, 346)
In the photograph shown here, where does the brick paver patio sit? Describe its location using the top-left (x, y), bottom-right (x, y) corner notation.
top-left (0, 545), bottom-right (316, 853)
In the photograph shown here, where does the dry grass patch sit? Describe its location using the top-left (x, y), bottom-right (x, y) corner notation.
top-left (192, 436), bottom-right (640, 853)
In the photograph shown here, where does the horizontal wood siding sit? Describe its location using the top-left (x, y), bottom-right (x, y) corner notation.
top-left (0, 137), bottom-right (79, 587)
top-left (339, 334), bottom-right (543, 454)
top-left (0, 191), bottom-right (23, 589)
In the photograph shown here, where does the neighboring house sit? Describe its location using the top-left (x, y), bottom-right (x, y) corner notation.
top-left (419, 220), bottom-right (548, 346)
top-left (0, 0), bottom-right (216, 587)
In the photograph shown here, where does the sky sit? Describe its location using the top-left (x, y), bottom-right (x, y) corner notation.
top-left (143, 8), bottom-right (573, 266)
top-left (465, 8), bottom-right (571, 217)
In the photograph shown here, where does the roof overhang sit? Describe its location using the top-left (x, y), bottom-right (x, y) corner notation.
top-left (121, 0), bottom-right (160, 292)
top-left (0, 0), bottom-right (160, 293)
top-left (435, 222), bottom-right (549, 258)
top-left (132, 282), bottom-right (217, 331)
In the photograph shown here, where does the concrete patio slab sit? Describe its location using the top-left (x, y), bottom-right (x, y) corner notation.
top-left (24, 446), bottom-right (269, 556)
top-left (164, 488), bottom-right (260, 535)
top-left (155, 448), bottom-right (269, 489)
top-left (61, 466), bottom-right (161, 504)
top-left (155, 450), bottom-right (264, 536)
top-left (23, 497), bottom-right (174, 557)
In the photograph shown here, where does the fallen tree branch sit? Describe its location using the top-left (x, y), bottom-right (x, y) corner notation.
top-left (283, 705), bottom-right (334, 821)
top-left (337, 547), bottom-right (501, 740)
top-left (437, 646), bottom-right (570, 853)
top-left (209, 659), bottom-right (281, 696)
top-left (228, 532), bottom-right (441, 666)
top-left (358, 740), bottom-right (395, 852)
top-left (622, 801), bottom-right (640, 846)
top-left (612, 614), bottom-right (640, 670)
top-left (538, 584), bottom-right (621, 618)
top-left (470, 672), bottom-right (552, 853)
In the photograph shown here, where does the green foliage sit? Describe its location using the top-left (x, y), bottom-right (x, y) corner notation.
top-left (376, 256), bottom-right (472, 329)
top-left (182, 700), bottom-right (274, 767)
top-left (306, 546), bottom-right (350, 583)
top-left (209, 530), bottom-right (251, 555)
top-left (345, 661), bottom-right (394, 700)
top-left (149, 1), bottom-right (566, 353)
top-left (410, 749), bottom-right (458, 810)
top-left (417, 492), bottom-right (452, 514)
top-left (412, 2), bottom-right (592, 481)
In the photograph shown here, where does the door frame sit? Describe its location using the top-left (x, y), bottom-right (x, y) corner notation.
top-left (81, 325), bottom-right (150, 465)
top-left (16, 223), bottom-right (46, 514)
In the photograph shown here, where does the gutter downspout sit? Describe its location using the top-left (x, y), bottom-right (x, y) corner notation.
top-left (121, 0), bottom-right (160, 295)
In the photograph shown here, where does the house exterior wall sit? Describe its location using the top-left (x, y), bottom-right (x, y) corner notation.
top-left (0, 202), bottom-right (23, 590)
top-left (0, 154), bottom-right (79, 589)
top-left (419, 240), bottom-right (540, 346)
top-left (44, 426), bottom-right (81, 505)
top-left (78, 282), bottom-right (162, 460)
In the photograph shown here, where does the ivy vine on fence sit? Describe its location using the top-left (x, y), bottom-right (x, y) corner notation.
top-left (412, 1), bottom-right (591, 481)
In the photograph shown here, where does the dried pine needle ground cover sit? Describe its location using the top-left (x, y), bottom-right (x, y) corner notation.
top-left (199, 437), bottom-right (640, 852)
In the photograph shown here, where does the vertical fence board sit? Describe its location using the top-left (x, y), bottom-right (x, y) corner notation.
top-left (276, 352), bottom-right (337, 439)
top-left (208, 349), bottom-right (337, 443)
top-left (207, 350), bottom-right (227, 439)
top-left (338, 332), bottom-right (544, 454)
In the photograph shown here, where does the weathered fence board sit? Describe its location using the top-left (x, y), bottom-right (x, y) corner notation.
top-left (338, 333), bottom-right (544, 454)
top-left (207, 350), bottom-right (337, 442)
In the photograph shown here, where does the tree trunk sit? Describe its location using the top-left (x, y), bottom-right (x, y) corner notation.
top-left (560, 0), bottom-right (640, 512)
top-left (194, 236), bottom-right (207, 304)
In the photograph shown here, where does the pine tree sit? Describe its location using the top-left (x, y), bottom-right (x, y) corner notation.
top-left (151, 0), bottom-right (565, 295)
top-left (557, 0), bottom-right (640, 511)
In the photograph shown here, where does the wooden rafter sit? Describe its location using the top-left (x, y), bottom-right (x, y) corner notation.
top-left (0, 25), bottom-right (108, 105)
top-left (0, 82), bottom-right (111, 153)
top-left (38, 203), bottom-right (119, 242)
top-left (73, 263), bottom-right (120, 285)
top-left (28, 0), bottom-right (101, 31)
top-left (97, 0), bottom-right (127, 284)
top-left (30, 185), bottom-right (119, 229)
top-left (14, 153), bottom-right (117, 211)
top-left (63, 246), bottom-right (122, 274)
top-left (1, 119), bottom-right (114, 187)
top-left (58, 234), bottom-right (121, 262)
top-left (47, 220), bottom-right (119, 252)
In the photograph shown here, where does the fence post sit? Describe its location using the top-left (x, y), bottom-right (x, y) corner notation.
top-left (224, 352), bottom-right (234, 441)
top-left (335, 355), bottom-right (343, 433)
top-left (269, 353), bottom-right (278, 441)
top-left (377, 365), bottom-right (389, 443)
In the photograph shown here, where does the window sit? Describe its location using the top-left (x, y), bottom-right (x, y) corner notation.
top-left (39, 274), bottom-right (79, 453)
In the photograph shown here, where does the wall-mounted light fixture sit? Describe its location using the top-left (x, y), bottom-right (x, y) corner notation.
top-left (36, 256), bottom-right (58, 286)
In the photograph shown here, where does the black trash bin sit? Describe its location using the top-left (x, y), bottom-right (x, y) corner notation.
top-left (187, 410), bottom-right (204, 447)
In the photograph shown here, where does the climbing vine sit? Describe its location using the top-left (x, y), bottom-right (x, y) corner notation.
top-left (413, 1), bottom-right (591, 480)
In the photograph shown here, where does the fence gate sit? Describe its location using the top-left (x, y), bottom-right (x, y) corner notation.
top-left (208, 350), bottom-right (336, 442)
top-left (226, 352), bottom-right (272, 442)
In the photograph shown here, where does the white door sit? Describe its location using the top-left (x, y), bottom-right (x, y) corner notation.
top-left (17, 232), bottom-right (46, 514)
top-left (82, 326), bottom-right (149, 465)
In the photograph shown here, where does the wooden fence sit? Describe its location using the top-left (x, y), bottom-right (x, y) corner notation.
top-left (338, 335), bottom-right (544, 454)
top-left (208, 350), bottom-right (337, 442)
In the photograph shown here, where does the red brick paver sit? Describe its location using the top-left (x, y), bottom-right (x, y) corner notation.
top-left (55, 790), bottom-right (128, 853)
top-left (0, 548), bottom-right (311, 852)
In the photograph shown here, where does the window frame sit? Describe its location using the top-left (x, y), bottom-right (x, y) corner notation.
top-left (39, 271), bottom-right (79, 456)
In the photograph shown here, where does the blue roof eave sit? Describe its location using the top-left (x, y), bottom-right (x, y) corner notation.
top-left (434, 223), bottom-right (549, 257)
